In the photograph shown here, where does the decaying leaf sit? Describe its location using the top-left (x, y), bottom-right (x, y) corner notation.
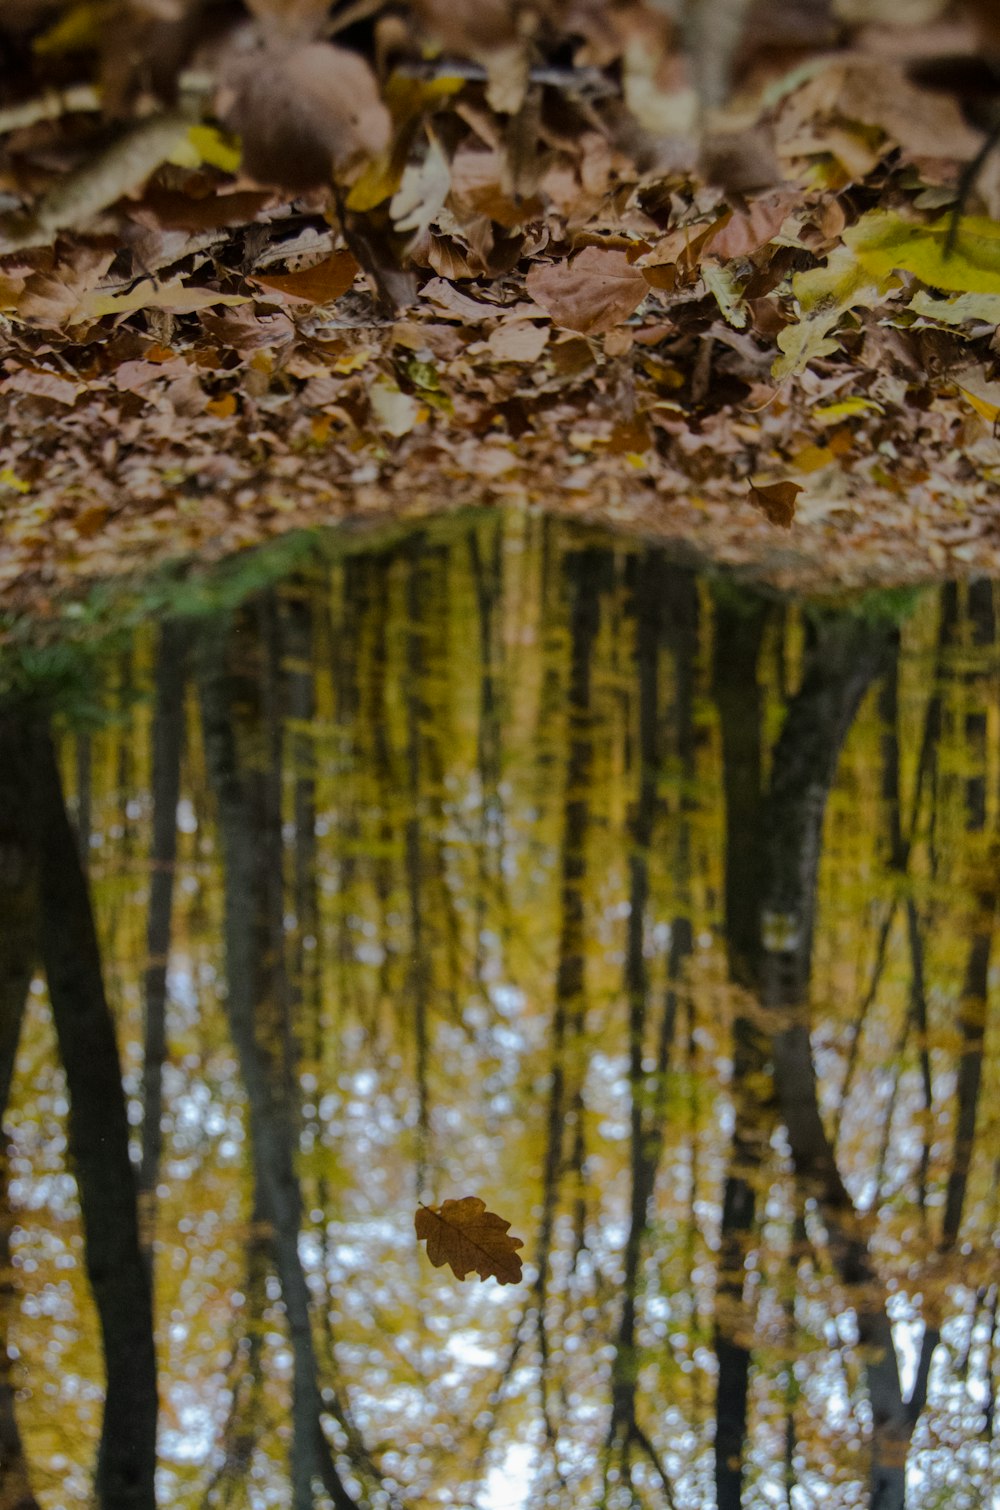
top-left (526, 248), bottom-right (647, 336)
top-left (748, 479), bottom-right (802, 529)
top-left (415, 1197), bottom-right (524, 1284)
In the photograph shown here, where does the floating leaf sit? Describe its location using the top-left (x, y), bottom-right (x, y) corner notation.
top-left (415, 1197), bottom-right (524, 1285)
top-left (748, 479), bottom-right (802, 529)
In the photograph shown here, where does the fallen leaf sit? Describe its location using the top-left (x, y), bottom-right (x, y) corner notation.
top-left (251, 251), bottom-right (360, 304)
top-left (391, 134), bottom-right (451, 238)
top-left (953, 366), bottom-right (1000, 424)
top-left (526, 248), bottom-right (647, 335)
top-left (415, 1197), bottom-right (524, 1285)
top-left (2, 367), bottom-right (81, 405)
top-left (907, 289), bottom-right (1000, 327)
top-left (486, 321), bottom-right (549, 362)
top-left (82, 280), bottom-right (250, 319)
top-left (748, 479), bottom-right (802, 528)
top-left (773, 244), bottom-right (894, 380)
top-left (369, 377), bottom-right (422, 436)
top-left (844, 212), bottom-right (1000, 296)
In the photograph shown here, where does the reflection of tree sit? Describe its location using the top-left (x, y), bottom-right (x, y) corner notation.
top-left (198, 605), bottom-right (370, 1510)
top-left (713, 604), bottom-right (921, 1507)
top-left (202, 1208), bottom-right (270, 1510)
top-left (602, 553), bottom-right (696, 1507)
top-left (0, 715), bottom-right (41, 1510)
top-left (710, 587), bottom-right (769, 1510)
top-left (7, 523), bottom-right (1000, 1510)
top-left (533, 548), bottom-right (608, 1476)
top-left (139, 621), bottom-right (188, 1273)
top-left (0, 711), bottom-right (158, 1510)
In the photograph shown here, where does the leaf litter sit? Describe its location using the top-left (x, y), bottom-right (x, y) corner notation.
top-left (3, 0), bottom-right (1000, 610)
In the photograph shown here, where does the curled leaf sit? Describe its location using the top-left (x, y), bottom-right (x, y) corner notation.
top-left (415, 1196), bottom-right (524, 1285)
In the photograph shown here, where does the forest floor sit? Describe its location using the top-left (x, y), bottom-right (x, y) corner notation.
top-left (4, 0), bottom-right (1000, 617)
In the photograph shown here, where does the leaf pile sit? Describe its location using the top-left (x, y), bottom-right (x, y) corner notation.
top-left (3, 0), bottom-right (1000, 607)
top-left (415, 1197), bottom-right (524, 1285)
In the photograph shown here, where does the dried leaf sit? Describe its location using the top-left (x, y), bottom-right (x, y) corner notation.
top-left (391, 135), bottom-right (451, 238)
top-left (748, 479), bottom-right (802, 528)
top-left (82, 280), bottom-right (249, 319)
top-left (251, 251), bottom-right (360, 304)
top-left (486, 321), bottom-right (549, 362)
top-left (369, 377), bottom-right (422, 436)
top-left (526, 248), bottom-right (647, 335)
top-left (415, 1197), bottom-right (524, 1285)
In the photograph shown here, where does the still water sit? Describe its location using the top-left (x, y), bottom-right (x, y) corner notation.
top-left (0, 513), bottom-right (997, 1510)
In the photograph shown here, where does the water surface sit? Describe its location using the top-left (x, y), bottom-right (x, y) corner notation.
top-left (1, 514), bottom-right (998, 1510)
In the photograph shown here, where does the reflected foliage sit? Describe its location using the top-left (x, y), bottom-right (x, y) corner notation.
top-left (0, 515), bottom-right (998, 1510)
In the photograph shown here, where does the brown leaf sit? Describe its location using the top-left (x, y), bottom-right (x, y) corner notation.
top-left (415, 1197), bottom-right (524, 1285)
top-left (251, 251), bottom-right (360, 304)
top-left (748, 479), bottom-right (802, 529)
top-left (526, 248), bottom-right (647, 335)
top-left (223, 41), bottom-right (391, 191)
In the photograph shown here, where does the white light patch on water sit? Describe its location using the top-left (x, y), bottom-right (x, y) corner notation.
top-left (887, 1292), bottom-right (923, 1400)
top-left (445, 1332), bottom-right (496, 1368)
top-left (479, 1442), bottom-right (536, 1510)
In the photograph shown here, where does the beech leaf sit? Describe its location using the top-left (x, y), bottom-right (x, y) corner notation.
top-left (415, 1197), bottom-right (524, 1285)
top-left (526, 248), bottom-right (647, 336)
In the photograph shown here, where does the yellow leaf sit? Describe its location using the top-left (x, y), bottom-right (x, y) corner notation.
top-left (415, 1197), bottom-right (524, 1285)
top-left (34, 0), bottom-right (115, 54)
top-left (0, 467), bottom-right (30, 494)
top-left (773, 244), bottom-right (894, 381)
top-left (206, 393), bottom-right (237, 419)
top-left (346, 72), bottom-right (463, 212)
top-left (83, 281), bottom-right (249, 317)
top-left (791, 444), bottom-right (834, 473)
top-left (173, 125), bottom-right (243, 175)
top-left (908, 289), bottom-right (1000, 327)
top-left (845, 211), bottom-right (1000, 295)
top-left (812, 396), bottom-right (884, 421)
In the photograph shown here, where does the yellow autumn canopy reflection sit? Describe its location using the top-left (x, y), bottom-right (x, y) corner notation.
top-left (0, 512), bottom-right (997, 1510)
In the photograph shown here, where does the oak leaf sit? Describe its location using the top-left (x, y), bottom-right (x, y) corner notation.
top-left (415, 1197), bottom-right (524, 1285)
